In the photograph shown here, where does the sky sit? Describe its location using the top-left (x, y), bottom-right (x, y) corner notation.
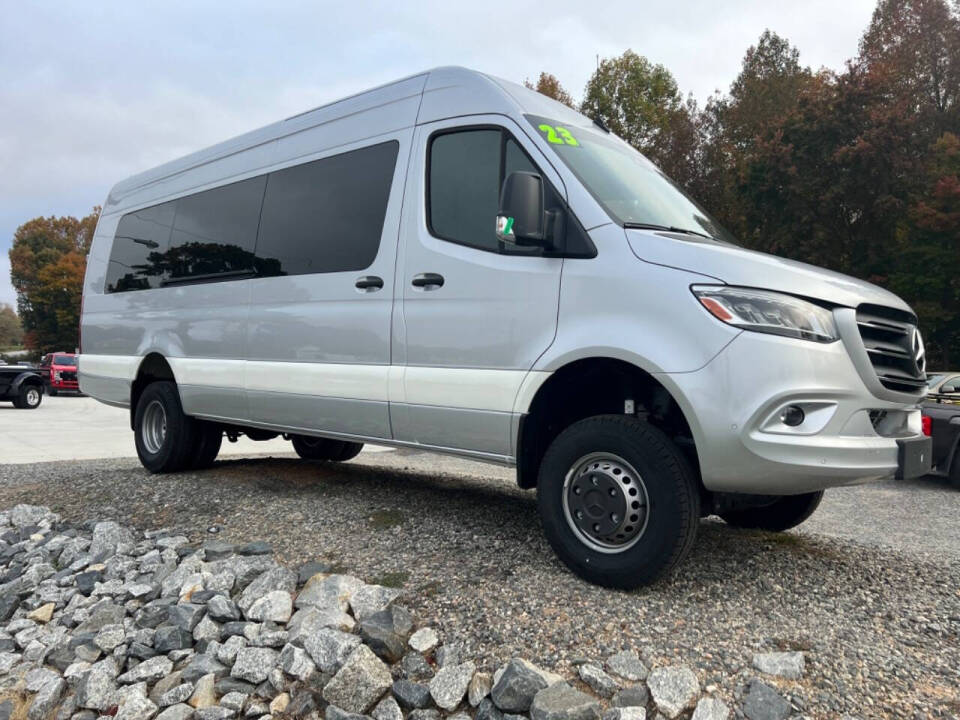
top-left (0, 0), bottom-right (879, 310)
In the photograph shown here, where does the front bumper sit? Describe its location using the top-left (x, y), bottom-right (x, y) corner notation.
top-left (658, 330), bottom-right (929, 495)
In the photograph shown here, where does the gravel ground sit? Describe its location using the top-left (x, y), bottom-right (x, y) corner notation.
top-left (1, 450), bottom-right (958, 718)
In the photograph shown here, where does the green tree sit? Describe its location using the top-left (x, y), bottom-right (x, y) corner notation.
top-left (581, 50), bottom-right (700, 184)
top-left (0, 304), bottom-right (23, 347)
top-left (524, 72), bottom-right (576, 108)
top-left (8, 208), bottom-right (99, 352)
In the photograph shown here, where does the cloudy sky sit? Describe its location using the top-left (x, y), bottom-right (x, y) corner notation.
top-left (0, 0), bottom-right (878, 309)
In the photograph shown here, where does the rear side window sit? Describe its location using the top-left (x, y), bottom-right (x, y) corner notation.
top-left (105, 201), bottom-right (176, 292)
top-left (165, 176), bottom-right (267, 282)
top-left (256, 141), bottom-right (399, 276)
top-left (428, 129), bottom-right (539, 254)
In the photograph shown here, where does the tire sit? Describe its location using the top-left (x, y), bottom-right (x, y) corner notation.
top-left (720, 491), bottom-right (824, 531)
top-left (291, 435), bottom-right (364, 462)
top-left (948, 457), bottom-right (960, 490)
top-left (13, 384), bottom-right (43, 409)
top-left (133, 381), bottom-right (196, 473)
top-left (48, 387), bottom-right (58, 397)
top-left (537, 415), bottom-right (700, 589)
top-left (187, 421), bottom-right (223, 470)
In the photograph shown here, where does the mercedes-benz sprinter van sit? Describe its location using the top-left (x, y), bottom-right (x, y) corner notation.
top-left (79, 67), bottom-right (931, 587)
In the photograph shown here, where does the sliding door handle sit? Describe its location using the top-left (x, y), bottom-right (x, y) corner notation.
top-left (411, 273), bottom-right (444, 289)
top-left (355, 275), bottom-right (384, 291)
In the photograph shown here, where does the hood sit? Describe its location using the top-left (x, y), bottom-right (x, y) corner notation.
top-left (626, 229), bottom-right (913, 315)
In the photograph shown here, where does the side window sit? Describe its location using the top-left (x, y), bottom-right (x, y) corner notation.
top-left (428, 128), bottom-right (548, 255)
top-left (105, 201), bottom-right (176, 293)
top-left (429, 130), bottom-right (502, 252)
top-left (256, 141), bottom-right (399, 276)
top-left (166, 176), bottom-right (266, 281)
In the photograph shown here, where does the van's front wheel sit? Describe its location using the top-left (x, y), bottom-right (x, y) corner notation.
top-left (537, 415), bottom-right (699, 589)
top-left (291, 435), bottom-right (363, 462)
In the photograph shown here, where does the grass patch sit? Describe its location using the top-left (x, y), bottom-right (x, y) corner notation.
top-left (369, 509), bottom-right (404, 529)
top-left (419, 580), bottom-right (443, 597)
top-left (371, 570), bottom-right (409, 588)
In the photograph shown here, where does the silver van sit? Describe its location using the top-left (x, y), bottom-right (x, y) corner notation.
top-left (80, 67), bottom-right (931, 587)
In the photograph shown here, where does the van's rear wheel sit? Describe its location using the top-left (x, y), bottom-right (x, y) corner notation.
top-left (291, 435), bottom-right (363, 462)
top-left (134, 381), bottom-right (196, 473)
top-left (537, 415), bottom-right (699, 589)
top-left (720, 491), bottom-right (824, 531)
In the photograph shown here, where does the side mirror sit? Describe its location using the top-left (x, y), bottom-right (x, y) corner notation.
top-left (497, 171), bottom-right (546, 246)
top-left (943, 385), bottom-right (957, 394)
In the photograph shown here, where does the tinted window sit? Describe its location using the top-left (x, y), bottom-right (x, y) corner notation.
top-left (165, 176), bottom-right (266, 281)
top-left (256, 141), bottom-right (399, 276)
top-left (53, 355), bottom-right (76, 367)
top-left (105, 201), bottom-right (176, 292)
top-left (428, 129), bottom-right (555, 255)
top-left (429, 130), bottom-right (502, 252)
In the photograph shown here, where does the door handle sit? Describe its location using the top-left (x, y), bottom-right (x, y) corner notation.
top-left (355, 275), bottom-right (384, 291)
top-left (411, 273), bottom-right (444, 289)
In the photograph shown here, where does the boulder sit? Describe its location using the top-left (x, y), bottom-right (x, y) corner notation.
top-left (429, 662), bottom-right (475, 711)
top-left (529, 683), bottom-right (600, 720)
top-left (751, 652), bottom-right (804, 680)
top-left (321, 644), bottom-right (393, 714)
top-left (490, 659), bottom-right (549, 712)
top-left (646, 667), bottom-right (700, 719)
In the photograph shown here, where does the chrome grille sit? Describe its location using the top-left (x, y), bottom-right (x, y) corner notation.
top-left (856, 305), bottom-right (926, 394)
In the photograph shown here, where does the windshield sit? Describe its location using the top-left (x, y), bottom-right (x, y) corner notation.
top-left (53, 354), bottom-right (76, 367)
top-left (526, 115), bottom-right (735, 242)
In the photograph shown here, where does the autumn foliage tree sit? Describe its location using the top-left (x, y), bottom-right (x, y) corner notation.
top-left (524, 72), bottom-right (575, 108)
top-left (8, 209), bottom-right (99, 352)
top-left (524, 0), bottom-right (960, 364)
top-left (0, 304), bottom-right (23, 348)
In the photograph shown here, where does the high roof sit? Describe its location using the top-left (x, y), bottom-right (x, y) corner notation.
top-left (104, 67), bottom-right (591, 214)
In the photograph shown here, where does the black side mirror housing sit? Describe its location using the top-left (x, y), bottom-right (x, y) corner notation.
top-left (497, 171), bottom-right (547, 247)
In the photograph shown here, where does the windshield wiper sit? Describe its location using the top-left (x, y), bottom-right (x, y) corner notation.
top-left (623, 222), bottom-right (714, 240)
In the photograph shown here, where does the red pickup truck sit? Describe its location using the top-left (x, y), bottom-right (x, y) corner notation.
top-left (40, 352), bottom-right (80, 395)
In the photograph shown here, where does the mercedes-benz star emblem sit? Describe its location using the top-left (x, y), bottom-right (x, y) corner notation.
top-left (913, 328), bottom-right (926, 376)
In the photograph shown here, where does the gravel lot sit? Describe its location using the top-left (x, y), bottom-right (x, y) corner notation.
top-left (0, 447), bottom-right (958, 719)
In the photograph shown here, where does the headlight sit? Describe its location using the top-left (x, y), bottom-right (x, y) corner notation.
top-left (692, 286), bottom-right (838, 343)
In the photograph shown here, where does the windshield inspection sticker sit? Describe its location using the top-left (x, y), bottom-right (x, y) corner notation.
top-left (538, 124), bottom-right (580, 146)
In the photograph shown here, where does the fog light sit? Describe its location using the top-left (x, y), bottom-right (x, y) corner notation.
top-left (780, 405), bottom-right (805, 427)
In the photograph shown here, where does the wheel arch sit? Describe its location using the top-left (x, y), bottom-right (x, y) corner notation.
top-left (12, 372), bottom-right (44, 392)
top-left (515, 356), bottom-right (702, 490)
top-left (130, 353), bottom-right (178, 429)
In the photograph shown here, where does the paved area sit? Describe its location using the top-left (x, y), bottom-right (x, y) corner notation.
top-left (0, 395), bottom-right (390, 463)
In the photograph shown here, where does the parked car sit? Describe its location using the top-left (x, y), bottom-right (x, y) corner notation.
top-left (926, 371), bottom-right (960, 395)
top-left (79, 67), bottom-right (932, 588)
top-left (0, 364), bottom-right (44, 409)
top-left (40, 352), bottom-right (80, 395)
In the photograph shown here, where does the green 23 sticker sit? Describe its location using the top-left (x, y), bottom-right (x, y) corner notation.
top-left (538, 124), bottom-right (580, 146)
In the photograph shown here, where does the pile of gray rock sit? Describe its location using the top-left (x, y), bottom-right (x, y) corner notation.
top-left (0, 506), bottom-right (808, 720)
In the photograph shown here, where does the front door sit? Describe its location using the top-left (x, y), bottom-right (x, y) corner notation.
top-left (392, 116), bottom-right (565, 458)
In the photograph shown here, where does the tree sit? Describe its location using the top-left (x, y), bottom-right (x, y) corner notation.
top-left (8, 208), bottom-right (99, 352)
top-left (524, 72), bottom-right (575, 108)
top-left (0, 304), bottom-right (22, 347)
top-left (581, 50), bottom-right (700, 183)
top-left (858, 0), bottom-right (960, 127)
